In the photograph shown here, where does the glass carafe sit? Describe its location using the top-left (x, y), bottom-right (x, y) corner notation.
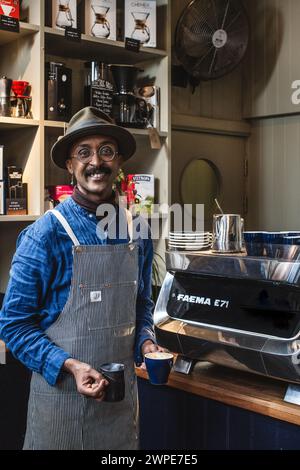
top-left (91, 5), bottom-right (110, 38)
top-left (131, 12), bottom-right (150, 44)
top-left (56, 0), bottom-right (74, 29)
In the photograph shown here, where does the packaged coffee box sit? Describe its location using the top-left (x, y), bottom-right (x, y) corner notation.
top-left (85, 0), bottom-right (116, 41)
top-left (124, 0), bottom-right (156, 48)
top-left (5, 166), bottom-right (28, 215)
top-left (6, 183), bottom-right (27, 215)
top-left (6, 166), bottom-right (22, 193)
top-left (52, 0), bottom-right (77, 30)
top-left (127, 174), bottom-right (154, 215)
top-left (0, 0), bottom-right (20, 18)
top-left (0, 181), bottom-right (4, 215)
top-left (47, 185), bottom-right (73, 206)
top-left (0, 146), bottom-right (3, 181)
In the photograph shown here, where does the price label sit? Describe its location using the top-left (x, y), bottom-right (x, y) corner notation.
top-left (65, 27), bottom-right (81, 42)
top-left (125, 37), bottom-right (140, 53)
top-left (148, 127), bottom-right (161, 150)
top-left (0, 15), bottom-right (19, 33)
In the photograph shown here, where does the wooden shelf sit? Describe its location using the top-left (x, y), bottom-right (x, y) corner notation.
top-left (0, 215), bottom-right (39, 222)
top-left (44, 120), bottom-right (66, 129)
top-left (0, 117), bottom-right (39, 129)
top-left (130, 128), bottom-right (168, 137)
top-left (0, 22), bottom-right (39, 46)
top-left (44, 120), bottom-right (168, 137)
top-left (44, 27), bottom-right (167, 63)
top-left (172, 113), bottom-right (251, 138)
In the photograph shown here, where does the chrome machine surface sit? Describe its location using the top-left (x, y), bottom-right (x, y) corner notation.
top-left (154, 248), bottom-right (300, 382)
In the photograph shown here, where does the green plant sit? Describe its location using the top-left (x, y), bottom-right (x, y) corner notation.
top-left (152, 252), bottom-right (165, 302)
top-left (113, 169), bottom-right (126, 196)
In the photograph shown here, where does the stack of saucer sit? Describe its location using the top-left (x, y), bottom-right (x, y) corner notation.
top-left (168, 232), bottom-right (212, 251)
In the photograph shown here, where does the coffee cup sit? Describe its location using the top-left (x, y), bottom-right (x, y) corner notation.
top-left (99, 363), bottom-right (125, 402)
top-left (144, 352), bottom-right (174, 385)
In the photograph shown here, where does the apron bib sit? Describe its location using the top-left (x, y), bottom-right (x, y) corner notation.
top-left (23, 209), bottom-right (139, 450)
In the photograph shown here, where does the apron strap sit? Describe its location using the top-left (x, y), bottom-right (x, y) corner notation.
top-left (47, 208), bottom-right (133, 245)
top-left (48, 209), bottom-right (81, 246)
top-left (125, 209), bottom-right (133, 244)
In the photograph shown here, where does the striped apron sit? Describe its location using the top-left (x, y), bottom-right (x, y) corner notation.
top-left (23, 209), bottom-right (139, 450)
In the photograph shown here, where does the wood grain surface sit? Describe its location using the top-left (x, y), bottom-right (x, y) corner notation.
top-left (136, 360), bottom-right (300, 426)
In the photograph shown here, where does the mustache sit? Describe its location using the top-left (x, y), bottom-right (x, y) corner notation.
top-left (85, 165), bottom-right (112, 177)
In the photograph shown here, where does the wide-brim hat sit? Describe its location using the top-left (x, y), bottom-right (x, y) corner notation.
top-left (51, 107), bottom-right (136, 169)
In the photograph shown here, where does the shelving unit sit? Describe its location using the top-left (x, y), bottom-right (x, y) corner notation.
top-left (0, 0), bottom-right (171, 292)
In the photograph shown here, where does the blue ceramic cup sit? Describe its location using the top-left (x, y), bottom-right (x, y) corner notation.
top-left (244, 232), bottom-right (266, 256)
top-left (282, 236), bottom-right (300, 245)
top-left (144, 352), bottom-right (174, 385)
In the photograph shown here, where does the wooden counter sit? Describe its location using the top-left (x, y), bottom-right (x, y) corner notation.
top-left (136, 361), bottom-right (300, 427)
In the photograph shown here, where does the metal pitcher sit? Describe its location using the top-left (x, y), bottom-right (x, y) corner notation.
top-left (212, 214), bottom-right (244, 253)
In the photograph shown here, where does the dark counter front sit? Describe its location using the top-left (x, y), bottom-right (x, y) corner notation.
top-left (2, 354), bottom-right (300, 450)
top-left (0, 353), bottom-right (31, 450)
top-left (137, 361), bottom-right (300, 450)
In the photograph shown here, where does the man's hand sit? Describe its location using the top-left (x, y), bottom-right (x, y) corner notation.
top-left (63, 358), bottom-right (109, 402)
top-left (141, 339), bottom-right (165, 356)
top-left (140, 340), bottom-right (166, 369)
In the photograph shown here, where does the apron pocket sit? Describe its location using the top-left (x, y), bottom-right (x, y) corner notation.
top-left (80, 281), bottom-right (138, 330)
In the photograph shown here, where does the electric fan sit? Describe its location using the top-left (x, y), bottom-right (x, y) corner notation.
top-left (175, 0), bottom-right (249, 81)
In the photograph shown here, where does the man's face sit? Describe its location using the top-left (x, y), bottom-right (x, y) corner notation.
top-left (66, 134), bottom-right (122, 197)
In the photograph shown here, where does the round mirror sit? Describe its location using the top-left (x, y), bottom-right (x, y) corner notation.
top-left (180, 159), bottom-right (220, 220)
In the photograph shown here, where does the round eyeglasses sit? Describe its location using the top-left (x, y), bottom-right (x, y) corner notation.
top-left (72, 144), bottom-right (119, 164)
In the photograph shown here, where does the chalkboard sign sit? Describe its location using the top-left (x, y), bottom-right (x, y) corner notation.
top-left (65, 27), bottom-right (81, 42)
top-left (0, 15), bottom-right (19, 32)
top-left (91, 79), bottom-right (114, 117)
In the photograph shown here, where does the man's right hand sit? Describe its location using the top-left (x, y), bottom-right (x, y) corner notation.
top-left (63, 358), bottom-right (109, 402)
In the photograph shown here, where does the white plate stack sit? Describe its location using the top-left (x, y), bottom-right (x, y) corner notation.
top-left (168, 232), bottom-right (212, 251)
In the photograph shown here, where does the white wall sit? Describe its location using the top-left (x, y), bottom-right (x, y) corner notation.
top-left (244, 0), bottom-right (300, 230)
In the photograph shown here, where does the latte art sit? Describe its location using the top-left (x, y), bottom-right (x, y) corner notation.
top-left (144, 352), bottom-right (173, 360)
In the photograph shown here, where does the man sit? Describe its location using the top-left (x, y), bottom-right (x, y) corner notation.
top-left (0, 107), bottom-right (161, 450)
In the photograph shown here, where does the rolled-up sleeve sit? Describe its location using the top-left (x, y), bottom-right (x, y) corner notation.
top-left (134, 233), bottom-right (156, 365)
top-left (0, 227), bottom-right (71, 385)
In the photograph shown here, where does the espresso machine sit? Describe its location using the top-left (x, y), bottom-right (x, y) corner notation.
top-left (109, 64), bottom-right (149, 128)
top-left (155, 245), bottom-right (300, 383)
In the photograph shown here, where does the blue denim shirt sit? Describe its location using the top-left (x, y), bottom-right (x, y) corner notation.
top-left (0, 197), bottom-right (156, 386)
